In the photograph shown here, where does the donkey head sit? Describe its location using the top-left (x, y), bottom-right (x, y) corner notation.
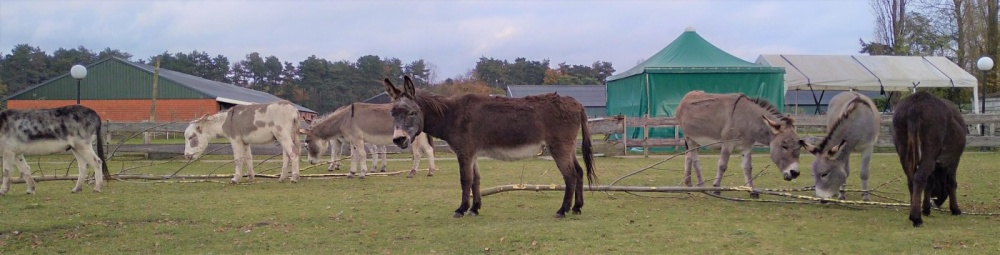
top-left (299, 128), bottom-right (329, 165)
top-left (800, 139), bottom-right (849, 199)
top-left (763, 116), bottom-right (802, 181)
top-left (183, 115), bottom-right (214, 160)
top-left (383, 76), bottom-right (423, 149)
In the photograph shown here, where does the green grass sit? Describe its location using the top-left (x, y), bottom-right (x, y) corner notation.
top-left (2, 151), bottom-right (1000, 254)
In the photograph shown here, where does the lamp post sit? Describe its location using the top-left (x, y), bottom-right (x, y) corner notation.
top-left (70, 64), bottom-right (88, 105)
top-left (977, 56), bottom-right (994, 136)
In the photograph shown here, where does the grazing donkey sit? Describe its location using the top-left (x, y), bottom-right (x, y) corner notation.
top-left (184, 101), bottom-right (302, 183)
top-left (384, 76), bottom-right (596, 218)
top-left (0, 105), bottom-right (108, 195)
top-left (892, 91), bottom-right (966, 227)
top-left (676, 91), bottom-right (802, 198)
top-left (303, 103), bottom-right (436, 178)
top-left (800, 91), bottom-right (880, 201)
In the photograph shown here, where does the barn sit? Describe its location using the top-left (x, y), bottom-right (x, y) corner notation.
top-left (506, 85), bottom-right (606, 118)
top-left (2, 57), bottom-right (316, 122)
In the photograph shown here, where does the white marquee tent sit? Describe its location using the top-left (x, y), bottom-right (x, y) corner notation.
top-left (756, 54), bottom-right (982, 113)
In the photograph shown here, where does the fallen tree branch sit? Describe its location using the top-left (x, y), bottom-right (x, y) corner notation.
top-left (3, 169), bottom-right (423, 184)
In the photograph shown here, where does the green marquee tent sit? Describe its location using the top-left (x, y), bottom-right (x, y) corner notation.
top-left (606, 28), bottom-right (785, 141)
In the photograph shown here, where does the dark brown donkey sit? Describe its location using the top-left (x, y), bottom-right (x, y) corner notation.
top-left (892, 91), bottom-right (966, 227)
top-left (383, 76), bottom-right (597, 218)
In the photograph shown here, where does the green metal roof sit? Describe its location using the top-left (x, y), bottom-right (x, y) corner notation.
top-left (607, 29), bottom-right (783, 81)
top-left (3, 57), bottom-right (315, 113)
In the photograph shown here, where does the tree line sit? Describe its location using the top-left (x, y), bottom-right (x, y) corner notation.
top-left (0, 44), bottom-right (613, 114)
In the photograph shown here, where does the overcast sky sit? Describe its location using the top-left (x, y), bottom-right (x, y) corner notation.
top-left (1, 0), bottom-right (875, 82)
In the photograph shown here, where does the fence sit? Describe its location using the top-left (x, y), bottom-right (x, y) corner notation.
top-left (587, 113), bottom-right (1000, 156)
top-left (102, 113), bottom-right (1000, 157)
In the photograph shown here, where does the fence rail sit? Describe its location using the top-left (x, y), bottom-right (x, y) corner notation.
top-left (587, 113), bottom-right (1000, 156)
top-left (102, 114), bottom-right (1000, 157)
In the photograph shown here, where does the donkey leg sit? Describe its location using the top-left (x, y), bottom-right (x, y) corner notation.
top-left (946, 164), bottom-right (962, 215)
top-left (469, 163), bottom-right (482, 216)
top-left (12, 155), bottom-right (36, 194)
top-left (379, 145), bottom-right (388, 173)
top-left (841, 157), bottom-right (851, 200)
top-left (712, 146), bottom-right (732, 195)
top-left (0, 153), bottom-right (12, 195)
top-left (328, 139), bottom-right (341, 171)
top-left (424, 139), bottom-right (437, 177)
top-left (70, 152), bottom-right (89, 193)
top-left (75, 146), bottom-right (104, 192)
top-left (408, 145), bottom-right (421, 178)
top-left (859, 146), bottom-right (874, 201)
top-left (278, 138), bottom-right (299, 183)
top-left (550, 145), bottom-right (578, 217)
top-left (244, 146), bottom-right (258, 182)
top-left (347, 145), bottom-right (358, 178)
top-left (572, 160), bottom-right (585, 214)
top-left (740, 150), bottom-right (759, 199)
top-left (453, 155), bottom-right (475, 218)
top-left (289, 141), bottom-right (301, 183)
top-left (354, 141), bottom-right (369, 179)
top-left (231, 143), bottom-right (246, 184)
top-left (909, 160), bottom-right (935, 227)
top-left (683, 139), bottom-right (695, 187)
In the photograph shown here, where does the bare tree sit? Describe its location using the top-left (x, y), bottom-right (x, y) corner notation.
top-left (871, 0), bottom-right (909, 55)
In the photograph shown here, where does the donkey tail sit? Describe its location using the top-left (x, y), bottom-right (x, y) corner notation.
top-left (97, 119), bottom-right (110, 179)
top-left (580, 110), bottom-right (597, 186)
top-left (904, 114), bottom-right (922, 175)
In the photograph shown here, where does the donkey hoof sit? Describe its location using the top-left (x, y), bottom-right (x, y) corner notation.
top-left (572, 209), bottom-right (582, 215)
top-left (749, 192), bottom-right (760, 199)
top-left (553, 212), bottom-right (566, 218)
top-left (452, 212), bottom-right (465, 218)
top-left (27, 190), bottom-right (35, 195)
top-left (427, 172), bottom-right (434, 177)
top-left (230, 179), bottom-right (239, 184)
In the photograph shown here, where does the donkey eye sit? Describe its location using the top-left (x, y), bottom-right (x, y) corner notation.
top-left (821, 172), bottom-right (829, 178)
top-left (408, 112), bottom-right (417, 116)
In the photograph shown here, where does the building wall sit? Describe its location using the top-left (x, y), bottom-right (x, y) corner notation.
top-left (8, 99), bottom-right (219, 122)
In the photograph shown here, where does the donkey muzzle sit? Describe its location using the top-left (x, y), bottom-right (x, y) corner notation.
top-left (784, 170), bottom-right (800, 181)
top-left (393, 136), bottom-right (411, 149)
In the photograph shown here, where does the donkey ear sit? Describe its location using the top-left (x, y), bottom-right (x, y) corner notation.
top-left (383, 78), bottom-right (403, 100)
top-left (762, 115), bottom-right (781, 134)
top-left (826, 139), bottom-right (848, 158)
top-left (799, 140), bottom-right (820, 154)
top-left (402, 75), bottom-right (416, 98)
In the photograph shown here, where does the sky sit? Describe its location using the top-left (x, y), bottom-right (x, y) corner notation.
top-left (0, 0), bottom-right (875, 83)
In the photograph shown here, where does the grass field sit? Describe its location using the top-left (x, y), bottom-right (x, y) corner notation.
top-left (2, 150), bottom-right (999, 254)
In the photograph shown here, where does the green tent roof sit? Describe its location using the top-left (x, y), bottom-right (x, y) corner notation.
top-left (607, 29), bottom-right (783, 81)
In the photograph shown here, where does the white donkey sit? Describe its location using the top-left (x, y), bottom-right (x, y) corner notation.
top-left (800, 91), bottom-right (880, 201)
top-left (184, 101), bottom-right (302, 183)
top-left (302, 102), bottom-right (436, 179)
top-left (1, 105), bottom-right (107, 195)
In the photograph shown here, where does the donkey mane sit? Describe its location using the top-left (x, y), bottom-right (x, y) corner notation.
top-left (747, 96), bottom-right (794, 125)
top-left (413, 90), bottom-right (449, 117)
top-left (816, 97), bottom-right (872, 150)
top-left (310, 105), bottom-right (353, 132)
